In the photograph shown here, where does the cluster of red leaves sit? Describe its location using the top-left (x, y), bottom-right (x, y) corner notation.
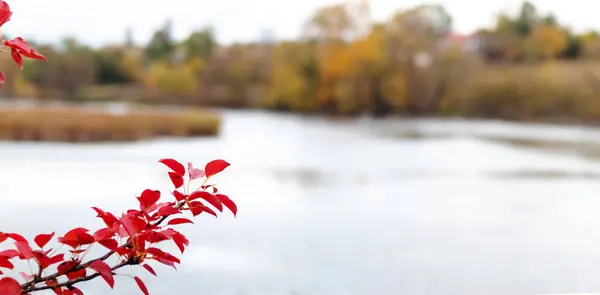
top-left (0, 1), bottom-right (47, 89)
top-left (0, 158), bottom-right (235, 295)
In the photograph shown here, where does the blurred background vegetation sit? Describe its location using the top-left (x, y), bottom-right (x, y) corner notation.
top-left (4, 1), bottom-right (600, 123)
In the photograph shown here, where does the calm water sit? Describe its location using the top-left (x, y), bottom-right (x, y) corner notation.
top-left (4, 111), bottom-right (600, 295)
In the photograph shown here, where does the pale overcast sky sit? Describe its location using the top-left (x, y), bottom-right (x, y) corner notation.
top-left (4, 0), bottom-right (600, 47)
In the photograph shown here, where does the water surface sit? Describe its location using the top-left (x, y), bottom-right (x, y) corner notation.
top-left (2, 111), bottom-right (600, 295)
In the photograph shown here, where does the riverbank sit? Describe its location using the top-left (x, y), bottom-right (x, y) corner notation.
top-left (96, 60), bottom-right (600, 124)
top-left (0, 103), bottom-right (221, 142)
top-left (5, 58), bottom-right (600, 144)
top-left (440, 61), bottom-right (600, 123)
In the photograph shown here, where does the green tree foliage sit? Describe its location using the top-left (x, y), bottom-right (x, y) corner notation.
top-left (94, 48), bottom-right (133, 84)
top-left (145, 19), bottom-right (176, 62)
top-left (182, 27), bottom-right (216, 61)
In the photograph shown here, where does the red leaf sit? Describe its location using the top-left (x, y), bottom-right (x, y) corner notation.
top-left (10, 49), bottom-right (22, 70)
top-left (57, 261), bottom-right (74, 274)
top-left (141, 231), bottom-right (169, 244)
top-left (137, 189), bottom-right (161, 211)
top-left (57, 261), bottom-right (86, 280)
top-left (93, 228), bottom-right (116, 241)
top-left (189, 191), bottom-right (223, 212)
top-left (8, 233), bottom-right (26, 243)
top-left (70, 287), bottom-right (84, 295)
top-left (134, 276), bottom-right (149, 295)
top-left (0, 257), bottom-right (14, 269)
top-left (157, 206), bottom-right (181, 217)
top-left (159, 158), bottom-right (185, 176)
top-left (153, 256), bottom-right (177, 269)
top-left (91, 207), bottom-right (119, 228)
top-left (98, 239), bottom-right (118, 251)
top-left (0, 250), bottom-right (19, 259)
top-left (202, 206), bottom-right (218, 218)
top-left (34, 232), bottom-right (55, 249)
top-left (75, 233), bottom-right (94, 245)
top-left (119, 213), bottom-right (147, 237)
top-left (58, 228), bottom-right (93, 248)
top-left (4, 37), bottom-right (46, 61)
top-left (187, 162), bottom-right (205, 180)
top-left (114, 246), bottom-right (134, 257)
top-left (68, 268), bottom-right (87, 280)
top-left (171, 232), bottom-right (189, 254)
top-left (172, 190), bottom-right (187, 202)
top-left (168, 172), bottom-right (184, 189)
top-left (15, 241), bottom-right (34, 259)
top-left (205, 159), bottom-right (230, 177)
top-left (0, 1), bottom-right (12, 28)
top-left (89, 260), bottom-right (114, 288)
top-left (0, 71), bottom-right (4, 89)
top-left (142, 264), bottom-right (157, 276)
top-left (216, 194), bottom-right (238, 217)
top-left (156, 229), bottom-right (176, 238)
top-left (189, 201), bottom-right (217, 218)
top-left (0, 277), bottom-right (22, 295)
top-left (166, 218), bottom-right (193, 225)
top-left (147, 247), bottom-right (180, 264)
top-left (40, 253), bottom-right (64, 269)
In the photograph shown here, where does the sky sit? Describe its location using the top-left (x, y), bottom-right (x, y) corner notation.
top-left (4, 0), bottom-right (600, 47)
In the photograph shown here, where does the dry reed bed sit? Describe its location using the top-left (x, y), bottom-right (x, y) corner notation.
top-left (0, 106), bottom-right (221, 142)
top-left (445, 61), bottom-right (600, 121)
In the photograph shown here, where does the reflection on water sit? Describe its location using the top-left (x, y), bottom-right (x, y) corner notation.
top-left (386, 168), bottom-right (600, 180)
top-left (487, 137), bottom-right (600, 161)
top-left (5, 111), bottom-right (600, 294)
top-left (383, 117), bottom-right (600, 161)
top-left (487, 169), bottom-right (600, 180)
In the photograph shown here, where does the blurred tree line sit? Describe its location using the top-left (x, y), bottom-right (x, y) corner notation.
top-left (5, 1), bottom-right (600, 120)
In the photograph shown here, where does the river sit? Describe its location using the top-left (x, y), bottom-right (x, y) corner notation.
top-left (3, 110), bottom-right (600, 295)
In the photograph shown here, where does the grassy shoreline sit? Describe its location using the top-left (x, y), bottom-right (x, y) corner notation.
top-left (0, 104), bottom-right (221, 143)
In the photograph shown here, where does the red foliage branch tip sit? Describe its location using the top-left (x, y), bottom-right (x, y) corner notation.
top-left (0, 158), bottom-right (235, 295)
top-left (0, 0), bottom-right (47, 89)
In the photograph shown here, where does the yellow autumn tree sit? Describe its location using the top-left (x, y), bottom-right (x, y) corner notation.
top-left (119, 49), bottom-right (144, 82)
top-left (143, 61), bottom-right (198, 98)
top-left (524, 24), bottom-right (568, 60)
top-left (316, 42), bottom-right (360, 113)
top-left (264, 43), bottom-right (318, 112)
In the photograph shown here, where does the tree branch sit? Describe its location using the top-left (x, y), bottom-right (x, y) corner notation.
top-left (19, 200), bottom-right (186, 291)
top-left (22, 260), bottom-right (131, 293)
